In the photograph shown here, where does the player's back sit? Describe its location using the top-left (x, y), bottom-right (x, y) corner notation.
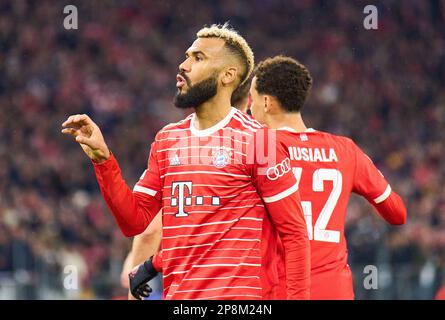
top-left (276, 128), bottom-right (390, 299)
top-left (279, 128), bottom-right (354, 272)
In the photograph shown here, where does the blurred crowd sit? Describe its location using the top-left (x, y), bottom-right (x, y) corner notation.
top-left (0, 0), bottom-right (444, 299)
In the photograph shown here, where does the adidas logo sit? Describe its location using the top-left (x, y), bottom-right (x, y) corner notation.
top-left (169, 154), bottom-right (181, 166)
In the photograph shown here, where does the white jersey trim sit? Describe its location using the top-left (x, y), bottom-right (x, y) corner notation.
top-left (232, 114), bottom-right (259, 132)
top-left (133, 185), bottom-right (157, 197)
top-left (192, 262), bottom-right (261, 268)
top-left (183, 275), bottom-right (260, 281)
top-left (277, 127), bottom-right (316, 133)
top-left (173, 285), bottom-right (261, 294)
top-left (373, 185), bottom-right (392, 204)
top-left (165, 256), bottom-right (261, 271)
top-left (163, 248), bottom-right (260, 263)
top-left (190, 107), bottom-right (236, 137)
top-left (161, 170), bottom-right (250, 179)
top-left (234, 110), bottom-right (263, 128)
top-left (163, 219), bottom-right (239, 230)
top-left (262, 182), bottom-right (299, 203)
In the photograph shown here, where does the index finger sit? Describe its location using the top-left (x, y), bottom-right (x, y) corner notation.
top-left (62, 114), bottom-right (93, 128)
top-left (62, 115), bottom-right (75, 128)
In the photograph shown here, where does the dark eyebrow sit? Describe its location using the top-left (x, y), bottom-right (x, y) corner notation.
top-left (185, 50), bottom-right (207, 58)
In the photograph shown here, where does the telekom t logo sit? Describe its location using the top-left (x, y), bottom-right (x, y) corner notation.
top-left (171, 181), bottom-right (220, 217)
top-left (171, 182), bottom-right (192, 217)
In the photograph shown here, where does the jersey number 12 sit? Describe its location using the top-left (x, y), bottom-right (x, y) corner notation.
top-left (293, 168), bottom-right (342, 243)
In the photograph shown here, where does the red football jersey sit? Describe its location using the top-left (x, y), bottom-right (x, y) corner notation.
top-left (276, 127), bottom-right (392, 299)
top-left (94, 108), bottom-right (309, 300)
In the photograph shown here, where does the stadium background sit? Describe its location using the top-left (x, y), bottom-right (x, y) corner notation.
top-left (0, 0), bottom-right (444, 299)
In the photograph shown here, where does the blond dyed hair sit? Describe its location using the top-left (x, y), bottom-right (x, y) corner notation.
top-left (197, 23), bottom-right (254, 85)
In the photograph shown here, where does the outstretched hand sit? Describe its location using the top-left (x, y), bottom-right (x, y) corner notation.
top-left (61, 114), bottom-right (110, 163)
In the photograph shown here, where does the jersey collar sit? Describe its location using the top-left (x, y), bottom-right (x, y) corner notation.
top-left (190, 107), bottom-right (236, 137)
top-left (277, 127), bottom-right (316, 133)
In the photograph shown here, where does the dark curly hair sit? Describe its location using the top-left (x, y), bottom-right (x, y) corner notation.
top-left (253, 55), bottom-right (312, 112)
top-left (231, 77), bottom-right (251, 110)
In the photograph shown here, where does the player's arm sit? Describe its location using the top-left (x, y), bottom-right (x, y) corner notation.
top-left (120, 250), bottom-right (133, 289)
top-left (61, 114), bottom-right (162, 236)
top-left (129, 222), bottom-right (163, 300)
top-left (352, 141), bottom-right (407, 225)
top-left (372, 190), bottom-right (406, 225)
top-left (127, 211), bottom-right (162, 299)
top-left (130, 210), bottom-right (162, 267)
top-left (263, 187), bottom-right (310, 299)
top-left (250, 130), bottom-right (310, 300)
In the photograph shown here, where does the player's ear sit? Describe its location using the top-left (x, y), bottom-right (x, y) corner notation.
top-left (264, 95), bottom-right (272, 113)
top-left (221, 66), bottom-right (238, 86)
top-left (265, 95), bottom-right (281, 114)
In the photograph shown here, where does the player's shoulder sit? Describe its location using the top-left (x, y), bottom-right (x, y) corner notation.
top-left (230, 108), bottom-right (264, 134)
top-left (308, 129), bottom-right (359, 149)
top-left (159, 113), bottom-right (193, 132)
top-left (207, 108), bottom-right (266, 146)
top-left (154, 114), bottom-right (193, 142)
top-left (277, 128), bottom-right (360, 154)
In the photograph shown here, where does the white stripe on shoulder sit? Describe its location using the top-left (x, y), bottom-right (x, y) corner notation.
top-left (224, 127), bottom-right (253, 137)
top-left (262, 182), bottom-right (299, 203)
top-left (234, 110), bottom-right (262, 128)
top-left (160, 117), bottom-right (191, 131)
top-left (373, 185), bottom-right (392, 204)
top-left (232, 113), bottom-right (258, 132)
top-left (158, 128), bottom-right (191, 134)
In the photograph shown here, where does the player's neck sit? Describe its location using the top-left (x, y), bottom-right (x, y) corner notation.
top-left (193, 95), bottom-right (232, 130)
top-left (267, 112), bottom-right (307, 132)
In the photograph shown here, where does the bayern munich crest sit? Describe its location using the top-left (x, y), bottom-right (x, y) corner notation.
top-left (212, 148), bottom-right (231, 168)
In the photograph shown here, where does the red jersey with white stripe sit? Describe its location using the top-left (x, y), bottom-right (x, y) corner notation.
top-left (276, 128), bottom-right (394, 299)
top-left (129, 108), bottom-right (308, 300)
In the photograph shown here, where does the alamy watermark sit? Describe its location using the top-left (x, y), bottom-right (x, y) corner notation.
top-left (363, 5), bottom-right (378, 30)
top-left (63, 265), bottom-right (79, 290)
top-left (63, 5), bottom-right (78, 30)
top-left (363, 264), bottom-right (378, 290)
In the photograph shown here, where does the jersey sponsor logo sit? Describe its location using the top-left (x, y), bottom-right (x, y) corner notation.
top-left (266, 158), bottom-right (291, 181)
top-left (170, 181), bottom-right (220, 217)
top-left (288, 146), bottom-right (338, 162)
top-left (169, 154), bottom-right (181, 166)
top-left (171, 181), bottom-right (193, 217)
top-left (212, 148), bottom-right (231, 168)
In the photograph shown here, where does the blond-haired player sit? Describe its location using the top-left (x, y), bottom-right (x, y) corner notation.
top-left (63, 24), bottom-right (310, 300)
top-left (120, 78), bottom-right (252, 300)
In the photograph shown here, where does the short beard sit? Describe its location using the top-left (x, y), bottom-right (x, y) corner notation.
top-left (174, 75), bottom-right (218, 109)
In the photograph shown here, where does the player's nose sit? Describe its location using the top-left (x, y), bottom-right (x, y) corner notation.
top-left (179, 59), bottom-right (191, 73)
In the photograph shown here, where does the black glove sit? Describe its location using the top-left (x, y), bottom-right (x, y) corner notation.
top-left (129, 256), bottom-right (159, 300)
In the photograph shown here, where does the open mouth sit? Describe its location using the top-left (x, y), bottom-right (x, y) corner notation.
top-left (176, 74), bottom-right (186, 88)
